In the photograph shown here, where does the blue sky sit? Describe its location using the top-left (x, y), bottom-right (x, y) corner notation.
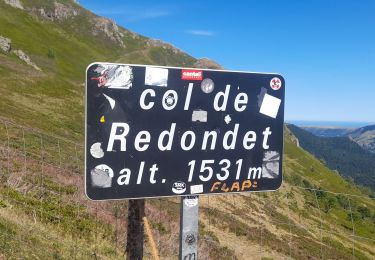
top-left (79, 0), bottom-right (375, 123)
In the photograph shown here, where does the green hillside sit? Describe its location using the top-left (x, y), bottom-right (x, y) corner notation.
top-left (302, 125), bottom-right (375, 153)
top-left (288, 124), bottom-right (375, 191)
top-left (0, 0), bottom-right (217, 141)
top-left (1, 1), bottom-right (375, 259)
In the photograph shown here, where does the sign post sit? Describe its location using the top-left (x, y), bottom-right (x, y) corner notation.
top-left (179, 196), bottom-right (199, 260)
top-left (85, 63), bottom-right (285, 258)
top-left (126, 199), bottom-right (145, 260)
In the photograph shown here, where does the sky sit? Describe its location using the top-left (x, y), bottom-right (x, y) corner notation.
top-left (79, 0), bottom-right (375, 123)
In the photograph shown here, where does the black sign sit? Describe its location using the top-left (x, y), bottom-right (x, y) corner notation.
top-left (85, 63), bottom-right (285, 200)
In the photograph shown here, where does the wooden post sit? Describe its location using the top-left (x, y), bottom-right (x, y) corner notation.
top-left (126, 199), bottom-right (145, 260)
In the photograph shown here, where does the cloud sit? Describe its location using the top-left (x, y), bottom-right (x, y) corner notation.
top-left (186, 30), bottom-right (215, 36)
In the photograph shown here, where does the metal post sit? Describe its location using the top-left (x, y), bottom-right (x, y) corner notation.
top-left (126, 199), bottom-right (145, 260)
top-left (179, 196), bottom-right (199, 260)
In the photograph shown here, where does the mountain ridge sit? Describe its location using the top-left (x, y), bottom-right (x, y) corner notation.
top-left (1, 1), bottom-right (375, 259)
top-left (302, 124), bottom-right (375, 153)
top-left (0, 0), bottom-right (222, 141)
top-left (347, 125), bottom-right (375, 153)
top-left (288, 124), bottom-right (375, 191)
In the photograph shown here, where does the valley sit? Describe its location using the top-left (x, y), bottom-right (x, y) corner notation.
top-left (0, 0), bottom-right (374, 259)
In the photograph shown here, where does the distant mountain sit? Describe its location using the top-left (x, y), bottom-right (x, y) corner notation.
top-left (303, 124), bottom-right (375, 153)
top-left (1, 1), bottom-right (375, 259)
top-left (302, 126), bottom-right (353, 137)
top-left (347, 125), bottom-right (375, 153)
top-left (288, 124), bottom-right (375, 190)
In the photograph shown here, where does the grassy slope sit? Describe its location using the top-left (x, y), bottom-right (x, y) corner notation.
top-left (0, 0), bottom-right (196, 141)
top-left (288, 124), bottom-right (375, 190)
top-left (0, 1), bottom-right (375, 259)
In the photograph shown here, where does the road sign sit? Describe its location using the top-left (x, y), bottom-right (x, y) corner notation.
top-left (85, 63), bottom-right (285, 200)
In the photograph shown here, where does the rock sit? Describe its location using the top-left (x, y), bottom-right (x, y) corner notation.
top-left (32, 2), bottom-right (79, 21)
top-left (4, 0), bottom-right (23, 10)
top-left (92, 17), bottom-right (125, 47)
top-left (193, 58), bottom-right (223, 70)
top-left (0, 36), bottom-right (11, 53)
top-left (289, 133), bottom-right (300, 147)
top-left (54, 2), bottom-right (78, 20)
top-left (146, 39), bottom-right (183, 54)
top-left (295, 137), bottom-right (300, 148)
top-left (130, 31), bottom-right (139, 39)
top-left (12, 49), bottom-right (41, 71)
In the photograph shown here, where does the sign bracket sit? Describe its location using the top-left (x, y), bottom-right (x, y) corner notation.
top-left (179, 196), bottom-right (199, 260)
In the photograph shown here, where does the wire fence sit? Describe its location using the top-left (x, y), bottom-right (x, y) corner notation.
top-left (0, 119), bottom-right (374, 259)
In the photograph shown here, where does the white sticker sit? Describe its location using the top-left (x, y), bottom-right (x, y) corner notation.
top-left (259, 93), bottom-right (281, 118)
top-left (190, 184), bottom-right (203, 194)
top-left (145, 67), bottom-right (168, 87)
top-left (270, 77), bottom-right (282, 90)
top-left (192, 110), bottom-right (207, 122)
top-left (184, 197), bottom-right (198, 207)
top-left (90, 164), bottom-right (113, 188)
top-left (172, 181), bottom-right (186, 194)
top-left (90, 142), bottom-right (104, 158)
top-left (201, 78), bottom-right (214, 93)
top-left (93, 65), bottom-right (133, 89)
top-left (262, 151), bottom-right (280, 179)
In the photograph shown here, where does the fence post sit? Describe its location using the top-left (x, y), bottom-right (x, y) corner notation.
top-left (126, 199), bottom-right (145, 260)
top-left (179, 196), bottom-right (199, 260)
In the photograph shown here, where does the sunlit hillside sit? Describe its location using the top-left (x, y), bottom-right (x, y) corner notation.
top-left (0, 0), bottom-right (374, 259)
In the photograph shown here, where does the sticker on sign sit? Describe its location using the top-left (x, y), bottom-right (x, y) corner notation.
top-left (182, 69), bottom-right (203, 80)
top-left (85, 63), bottom-right (285, 200)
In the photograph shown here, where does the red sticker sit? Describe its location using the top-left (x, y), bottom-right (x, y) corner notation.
top-left (181, 70), bottom-right (203, 80)
top-left (270, 77), bottom-right (282, 90)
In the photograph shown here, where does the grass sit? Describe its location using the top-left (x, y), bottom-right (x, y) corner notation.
top-left (0, 0), bottom-right (198, 141)
top-left (0, 185), bottom-right (123, 259)
top-left (0, 1), bottom-right (375, 258)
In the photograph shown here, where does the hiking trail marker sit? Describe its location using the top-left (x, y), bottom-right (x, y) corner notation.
top-left (85, 63), bottom-right (285, 259)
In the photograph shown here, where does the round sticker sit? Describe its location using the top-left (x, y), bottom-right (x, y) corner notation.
top-left (172, 181), bottom-right (186, 194)
top-left (90, 142), bottom-right (104, 158)
top-left (270, 77), bottom-right (282, 90)
top-left (201, 78), bottom-right (214, 93)
top-left (93, 164), bottom-right (114, 178)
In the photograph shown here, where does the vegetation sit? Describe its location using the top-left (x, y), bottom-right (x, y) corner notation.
top-left (288, 124), bottom-right (375, 191)
top-left (0, 1), bottom-right (374, 259)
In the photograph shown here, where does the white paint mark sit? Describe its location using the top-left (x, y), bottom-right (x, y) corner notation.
top-left (103, 94), bottom-right (115, 110)
top-left (224, 114), bottom-right (231, 124)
